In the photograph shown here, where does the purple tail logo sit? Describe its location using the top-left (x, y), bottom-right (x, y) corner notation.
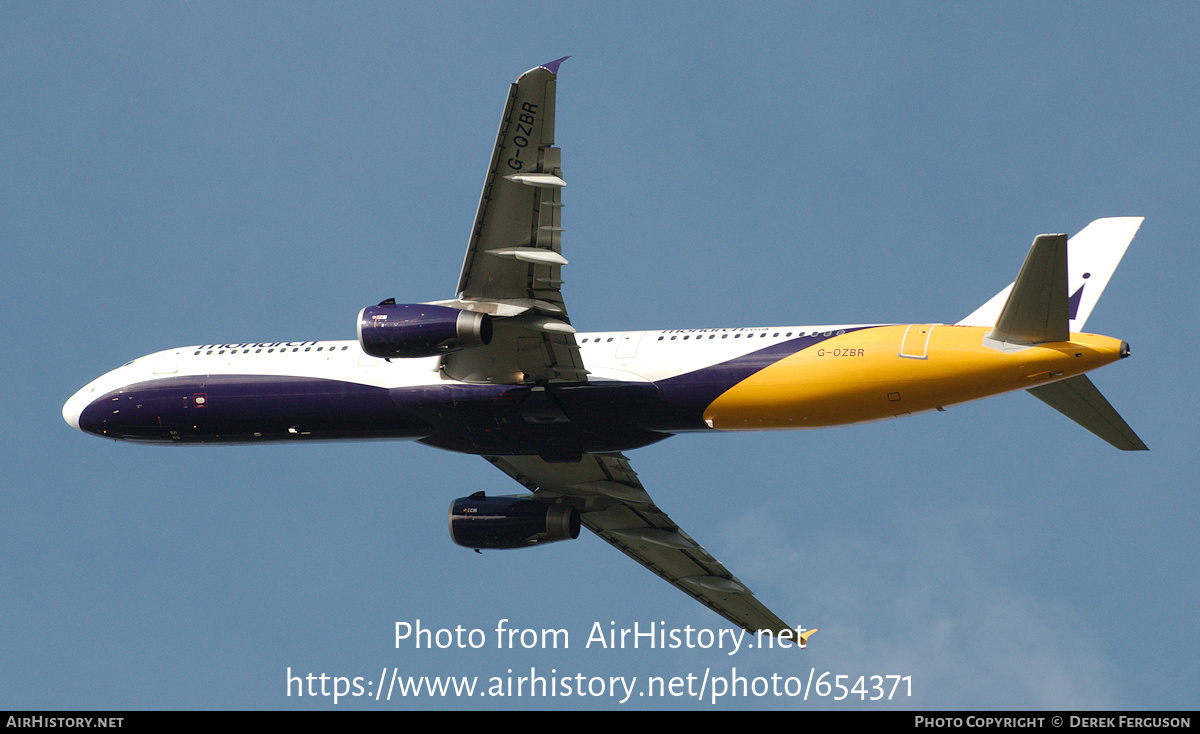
top-left (1068, 272), bottom-right (1091, 321)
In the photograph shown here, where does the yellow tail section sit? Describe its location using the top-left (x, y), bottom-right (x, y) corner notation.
top-left (703, 325), bottom-right (1126, 430)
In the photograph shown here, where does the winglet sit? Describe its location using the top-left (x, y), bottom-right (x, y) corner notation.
top-left (519, 56), bottom-right (569, 81)
top-left (538, 56), bottom-right (570, 75)
top-left (770, 625), bottom-right (817, 648)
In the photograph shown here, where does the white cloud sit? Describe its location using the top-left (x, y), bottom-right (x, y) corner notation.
top-left (721, 504), bottom-right (1121, 709)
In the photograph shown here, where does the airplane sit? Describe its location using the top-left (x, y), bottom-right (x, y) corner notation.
top-left (62, 57), bottom-right (1146, 641)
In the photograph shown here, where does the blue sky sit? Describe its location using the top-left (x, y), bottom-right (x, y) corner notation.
top-left (3, 3), bottom-right (1197, 710)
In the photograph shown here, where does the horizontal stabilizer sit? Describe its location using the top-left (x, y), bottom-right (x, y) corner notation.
top-left (986, 234), bottom-right (1069, 345)
top-left (1027, 374), bottom-right (1148, 451)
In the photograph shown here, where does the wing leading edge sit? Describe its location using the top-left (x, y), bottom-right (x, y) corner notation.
top-left (484, 453), bottom-right (812, 641)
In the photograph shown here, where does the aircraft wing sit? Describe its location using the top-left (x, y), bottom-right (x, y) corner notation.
top-left (483, 453), bottom-right (807, 638)
top-left (435, 57), bottom-right (585, 384)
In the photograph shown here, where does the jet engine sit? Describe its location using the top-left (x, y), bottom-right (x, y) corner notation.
top-left (357, 302), bottom-right (492, 359)
top-left (448, 492), bottom-right (580, 550)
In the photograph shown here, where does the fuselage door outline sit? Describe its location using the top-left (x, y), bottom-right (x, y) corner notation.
top-left (615, 331), bottom-right (645, 360)
top-left (899, 324), bottom-right (937, 360)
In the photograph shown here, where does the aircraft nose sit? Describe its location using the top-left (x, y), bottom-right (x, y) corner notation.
top-left (63, 388), bottom-right (87, 431)
top-left (63, 384), bottom-right (99, 433)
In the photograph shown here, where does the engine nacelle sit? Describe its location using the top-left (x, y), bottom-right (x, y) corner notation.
top-left (448, 493), bottom-right (580, 550)
top-left (358, 303), bottom-right (492, 359)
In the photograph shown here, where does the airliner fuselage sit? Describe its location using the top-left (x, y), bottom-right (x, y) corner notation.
top-left (63, 323), bottom-right (1127, 456)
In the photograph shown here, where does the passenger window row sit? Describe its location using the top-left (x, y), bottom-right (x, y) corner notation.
top-left (193, 345), bottom-right (352, 356)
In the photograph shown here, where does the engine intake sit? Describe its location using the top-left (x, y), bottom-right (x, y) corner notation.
top-left (358, 303), bottom-right (492, 359)
top-left (449, 493), bottom-right (580, 550)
